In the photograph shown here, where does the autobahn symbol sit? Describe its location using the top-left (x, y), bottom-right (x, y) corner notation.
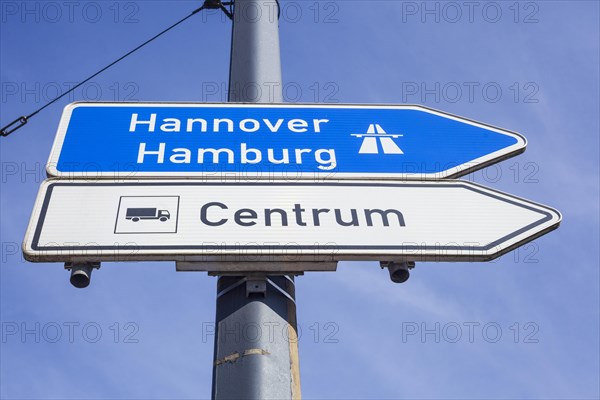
top-left (352, 124), bottom-right (404, 154)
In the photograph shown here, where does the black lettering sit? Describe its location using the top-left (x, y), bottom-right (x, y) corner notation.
top-left (335, 209), bottom-right (359, 226)
top-left (234, 209), bottom-right (257, 226)
top-left (312, 208), bottom-right (330, 226)
top-left (365, 209), bottom-right (405, 227)
top-left (201, 202), bottom-right (228, 226)
top-left (265, 208), bottom-right (288, 226)
top-left (292, 203), bottom-right (307, 226)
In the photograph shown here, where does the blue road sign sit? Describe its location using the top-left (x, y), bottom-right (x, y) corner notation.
top-left (47, 103), bottom-right (526, 179)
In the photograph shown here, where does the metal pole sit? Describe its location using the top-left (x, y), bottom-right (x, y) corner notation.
top-left (227, 0), bottom-right (283, 103)
top-left (212, 276), bottom-right (300, 399)
top-left (212, 1), bottom-right (301, 399)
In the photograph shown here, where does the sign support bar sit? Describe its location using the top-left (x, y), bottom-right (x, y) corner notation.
top-left (211, 1), bottom-right (301, 399)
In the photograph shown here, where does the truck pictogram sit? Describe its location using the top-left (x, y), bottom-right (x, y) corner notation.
top-left (125, 208), bottom-right (170, 222)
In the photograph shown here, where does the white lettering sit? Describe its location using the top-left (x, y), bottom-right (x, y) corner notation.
top-left (288, 119), bottom-right (308, 133)
top-left (130, 113), bottom-right (156, 132)
top-left (137, 143), bottom-right (165, 163)
top-left (240, 119), bottom-right (260, 133)
top-left (263, 118), bottom-right (284, 132)
top-left (160, 118), bottom-right (181, 132)
top-left (213, 118), bottom-right (234, 132)
top-left (198, 148), bottom-right (235, 164)
top-left (129, 114), bottom-right (328, 134)
top-left (241, 143), bottom-right (262, 164)
top-left (315, 149), bottom-right (336, 170)
top-left (268, 148), bottom-right (289, 164)
top-left (295, 149), bottom-right (312, 164)
top-left (186, 118), bottom-right (208, 132)
top-left (313, 119), bottom-right (329, 132)
top-left (135, 143), bottom-right (336, 170)
top-left (170, 148), bottom-right (191, 164)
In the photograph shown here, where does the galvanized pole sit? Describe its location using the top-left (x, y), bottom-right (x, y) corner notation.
top-left (228, 0), bottom-right (282, 103)
top-left (211, 1), bottom-right (301, 399)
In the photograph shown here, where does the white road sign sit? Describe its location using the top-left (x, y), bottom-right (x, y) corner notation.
top-left (23, 180), bottom-right (561, 263)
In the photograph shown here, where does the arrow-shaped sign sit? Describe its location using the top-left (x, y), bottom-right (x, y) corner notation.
top-left (46, 103), bottom-right (526, 180)
top-left (23, 180), bottom-right (560, 263)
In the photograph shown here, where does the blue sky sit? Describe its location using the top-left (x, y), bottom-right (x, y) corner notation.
top-left (1, 1), bottom-right (599, 399)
